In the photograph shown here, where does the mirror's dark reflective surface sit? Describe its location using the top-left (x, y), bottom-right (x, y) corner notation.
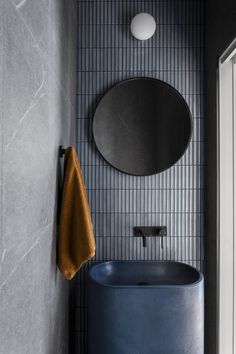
top-left (93, 78), bottom-right (192, 176)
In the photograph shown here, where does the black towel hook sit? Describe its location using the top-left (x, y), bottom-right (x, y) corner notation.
top-left (59, 145), bottom-right (66, 158)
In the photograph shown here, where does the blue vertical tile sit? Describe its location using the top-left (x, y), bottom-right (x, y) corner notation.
top-left (75, 0), bottom-right (205, 352)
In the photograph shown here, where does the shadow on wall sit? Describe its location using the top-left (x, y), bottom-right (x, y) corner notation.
top-left (49, 0), bottom-right (77, 353)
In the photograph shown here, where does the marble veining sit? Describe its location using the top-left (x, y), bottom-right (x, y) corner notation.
top-left (15, 0), bottom-right (27, 10)
top-left (0, 1), bottom-right (77, 353)
top-left (4, 90), bottom-right (45, 152)
top-left (1, 236), bottom-right (41, 288)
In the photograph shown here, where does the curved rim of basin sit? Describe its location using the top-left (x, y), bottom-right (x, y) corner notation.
top-left (89, 261), bottom-right (203, 289)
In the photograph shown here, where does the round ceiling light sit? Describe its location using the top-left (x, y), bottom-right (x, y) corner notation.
top-left (130, 13), bottom-right (156, 41)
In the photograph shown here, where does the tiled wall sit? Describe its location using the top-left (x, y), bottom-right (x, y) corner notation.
top-left (74, 0), bottom-right (204, 352)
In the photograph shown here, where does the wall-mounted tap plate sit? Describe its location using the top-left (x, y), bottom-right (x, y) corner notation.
top-left (133, 226), bottom-right (167, 237)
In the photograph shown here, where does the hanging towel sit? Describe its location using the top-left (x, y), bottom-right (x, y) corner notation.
top-left (58, 147), bottom-right (95, 280)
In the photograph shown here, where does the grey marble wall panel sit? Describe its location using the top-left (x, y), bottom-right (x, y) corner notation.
top-left (0, 1), bottom-right (77, 353)
top-left (74, 0), bottom-right (205, 353)
top-left (0, 0), bottom-right (3, 282)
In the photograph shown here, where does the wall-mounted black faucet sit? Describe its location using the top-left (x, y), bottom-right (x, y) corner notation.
top-left (134, 226), bottom-right (167, 248)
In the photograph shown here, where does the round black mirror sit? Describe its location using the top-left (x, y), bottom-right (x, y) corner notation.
top-left (93, 78), bottom-right (192, 176)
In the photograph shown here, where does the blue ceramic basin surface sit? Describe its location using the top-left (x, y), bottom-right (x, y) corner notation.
top-left (88, 261), bottom-right (204, 354)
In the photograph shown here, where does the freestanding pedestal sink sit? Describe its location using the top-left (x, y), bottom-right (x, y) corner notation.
top-left (88, 261), bottom-right (204, 354)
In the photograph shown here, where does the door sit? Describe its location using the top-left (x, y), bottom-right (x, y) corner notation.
top-left (218, 38), bottom-right (236, 354)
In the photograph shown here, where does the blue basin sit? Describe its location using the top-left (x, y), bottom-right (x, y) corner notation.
top-left (88, 261), bottom-right (204, 354)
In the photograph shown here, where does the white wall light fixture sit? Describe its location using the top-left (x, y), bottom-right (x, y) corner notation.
top-left (130, 13), bottom-right (156, 41)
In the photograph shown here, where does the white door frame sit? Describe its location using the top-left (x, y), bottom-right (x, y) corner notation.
top-left (218, 38), bottom-right (236, 354)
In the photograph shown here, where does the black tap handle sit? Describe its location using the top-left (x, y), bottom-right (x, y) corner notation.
top-left (139, 230), bottom-right (147, 247)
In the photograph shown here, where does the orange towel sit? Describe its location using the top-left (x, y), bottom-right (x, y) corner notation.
top-left (58, 147), bottom-right (95, 280)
